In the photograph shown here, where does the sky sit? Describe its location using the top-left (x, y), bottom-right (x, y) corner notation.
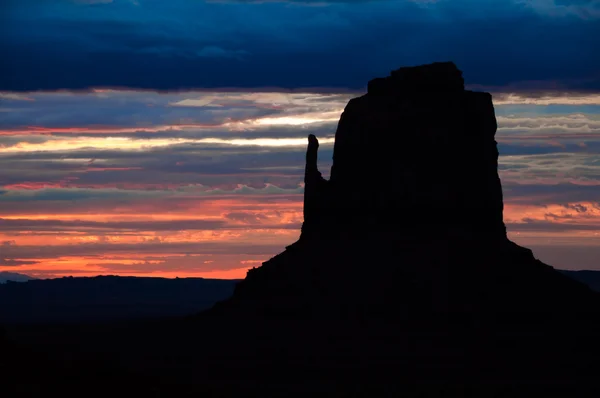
top-left (0, 0), bottom-right (599, 279)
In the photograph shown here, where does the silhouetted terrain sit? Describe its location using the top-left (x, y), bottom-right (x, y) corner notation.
top-left (0, 271), bottom-right (36, 284)
top-left (560, 270), bottom-right (600, 292)
top-left (3, 62), bottom-right (600, 397)
top-left (0, 276), bottom-right (237, 324)
top-left (1, 272), bottom-right (598, 325)
top-left (210, 62), bottom-right (598, 320)
top-left (0, 271), bottom-right (597, 325)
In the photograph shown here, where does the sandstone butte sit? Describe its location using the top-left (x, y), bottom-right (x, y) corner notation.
top-left (209, 62), bottom-right (599, 319)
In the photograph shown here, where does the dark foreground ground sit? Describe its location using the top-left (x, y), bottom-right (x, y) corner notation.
top-left (2, 270), bottom-right (600, 397)
top-left (0, 276), bottom-right (237, 323)
top-left (0, 271), bottom-right (596, 324)
top-left (3, 312), bottom-right (600, 397)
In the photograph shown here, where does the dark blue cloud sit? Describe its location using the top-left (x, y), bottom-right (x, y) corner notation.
top-left (1, 0), bottom-right (599, 91)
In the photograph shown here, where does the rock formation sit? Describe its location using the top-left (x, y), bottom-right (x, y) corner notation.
top-left (210, 62), bottom-right (597, 319)
top-left (188, 64), bottom-right (600, 395)
top-left (186, 65), bottom-right (600, 396)
top-left (301, 62), bottom-right (504, 241)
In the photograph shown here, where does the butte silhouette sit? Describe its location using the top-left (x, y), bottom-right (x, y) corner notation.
top-left (194, 62), bottom-right (600, 395)
top-left (209, 62), bottom-right (598, 319)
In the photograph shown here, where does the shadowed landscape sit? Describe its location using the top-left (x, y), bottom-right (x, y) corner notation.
top-left (3, 62), bottom-right (600, 397)
top-left (0, 276), bottom-right (237, 324)
top-left (1, 270), bottom-right (599, 325)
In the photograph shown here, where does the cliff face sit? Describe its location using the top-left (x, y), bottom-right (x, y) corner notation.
top-left (303, 62), bottom-right (505, 240)
top-left (209, 62), bottom-right (597, 319)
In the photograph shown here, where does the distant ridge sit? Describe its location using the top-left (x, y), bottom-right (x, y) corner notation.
top-left (560, 270), bottom-right (600, 293)
top-left (0, 272), bottom-right (36, 284)
top-left (0, 272), bottom-right (598, 325)
top-left (0, 275), bottom-right (237, 323)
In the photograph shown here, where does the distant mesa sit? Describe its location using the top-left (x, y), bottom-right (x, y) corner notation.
top-left (0, 275), bottom-right (237, 324)
top-left (0, 272), bottom-right (36, 284)
top-left (208, 61), bottom-right (598, 319)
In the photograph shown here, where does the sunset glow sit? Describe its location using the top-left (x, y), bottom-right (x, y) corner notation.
top-left (1, 87), bottom-right (599, 277)
top-left (3, 2), bottom-right (600, 396)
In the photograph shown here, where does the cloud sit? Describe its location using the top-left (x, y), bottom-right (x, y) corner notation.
top-left (0, 90), bottom-right (349, 130)
top-left (73, 0), bottom-right (114, 4)
top-left (1, 84), bottom-right (599, 277)
top-left (564, 203), bottom-right (588, 212)
top-left (224, 212), bottom-right (269, 224)
top-left (0, 91), bottom-right (337, 192)
top-left (524, 243), bottom-right (600, 270)
top-left (211, 0), bottom-right (379, 2)
top-left (0, 218), bottom-right (227, 232)
top-left (0, 258), bottom-right (39, 266)
top-left (496, 113), bottom-right (600, 140)
top-left (518, 0), bottom-right (600, 19)
top-left (507, 220), bottom-right (599, 232)
top-left (0, 241), bottom-right (284, 259)
top-left (0, 92), bottom-right (34, 101)
top-left (0, 183), bottom-right (304, 197)
top-left (217, 0), bottom-right (600, 18)
top-left (2, 0), bottom-right (599, 91)
top-left (195, 46), bottom-right (249, 59)
top-left (500, 153), bottom-right (600, 182)
top-left (0, 217), bottom-right (300, 232)
top-left (502, 183), bottom-right (600, 205)
top-left (493, 92), bottom-right (600, 105)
